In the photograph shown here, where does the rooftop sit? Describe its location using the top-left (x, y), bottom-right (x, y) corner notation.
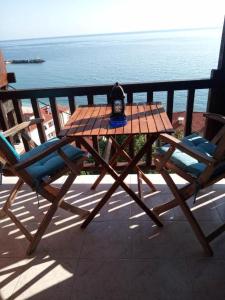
top-left (172, 111), bottom-right (205, 133)
top-left (1, 174), bottom-right (225, 300)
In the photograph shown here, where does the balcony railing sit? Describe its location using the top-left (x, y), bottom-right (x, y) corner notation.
top-left (0, 78), bottom-right (216, 170)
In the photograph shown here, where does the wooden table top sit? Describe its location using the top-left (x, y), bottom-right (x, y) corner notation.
top-left (60, 103), bottom-right (174, 137)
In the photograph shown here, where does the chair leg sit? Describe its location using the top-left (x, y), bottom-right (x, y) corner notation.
top-left (137, 170), bottom-right (143, 199)
top-left (176, 196), bottom-right (213, 256)
top-left (0, 178), bottom-right (24, 218)
top-left (27, 173), bottom-right (87, 255)
top-left (160, 169), bottom-right (213, 256)
top-left (26, 201), bottom-right (59, 255)
top-left (152, 182), bottom-right (196, 215)
top-left (152, 199), bottom-right (177, 215)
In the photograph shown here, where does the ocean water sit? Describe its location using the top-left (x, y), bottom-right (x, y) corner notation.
top-left (0, 28), bottom-right (222, 111)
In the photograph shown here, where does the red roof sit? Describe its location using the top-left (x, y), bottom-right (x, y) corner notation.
top-left (172, 112), bottom-right (205, 133)
top-left (23, 107), bottom-right (53, 132)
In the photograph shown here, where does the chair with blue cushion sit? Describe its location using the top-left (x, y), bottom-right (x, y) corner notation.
top-left (0, 119), bottom-right (89, 255)
top-left (153, 113), bottom-right (225, 256)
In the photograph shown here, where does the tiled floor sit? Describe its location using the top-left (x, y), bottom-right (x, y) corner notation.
top-left (1, 174), bottom-right (225, 300)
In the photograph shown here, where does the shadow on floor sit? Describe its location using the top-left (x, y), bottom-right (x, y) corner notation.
top-left (1, 180), bottom-right (225, 299)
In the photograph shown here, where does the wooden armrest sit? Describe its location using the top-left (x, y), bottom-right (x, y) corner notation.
top-left (159, 133), bottom-right (215, 165)
top-left (14, 136), bottom-right (77, 170)
top-left (203, 113), bottom-right (225, 125)
top-left (3, 118), bottom-right (44, 137)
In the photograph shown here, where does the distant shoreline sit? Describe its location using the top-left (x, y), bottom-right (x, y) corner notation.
top-left (1, 26), bottom-right (220, 43)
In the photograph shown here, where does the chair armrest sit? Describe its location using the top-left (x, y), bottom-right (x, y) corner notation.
top-left (14, 136), bottom-right (76, 170)
top-left (3, 118), bottom-right (44, 138)
top-left (159, 133), bottom-right (215, 165)
top-left (203, 113), bottom-right (225, 125)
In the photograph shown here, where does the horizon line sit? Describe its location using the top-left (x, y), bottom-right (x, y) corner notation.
top-left (0, 26), bottom-right (220, 43)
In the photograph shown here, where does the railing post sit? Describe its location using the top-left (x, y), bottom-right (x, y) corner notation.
top-left (12, 97), bottom-right (31, 151)
top-left (146, 90), bottom-right (154, 168)
top-left (205, 17), bottom-right (225, 140)
top-left (30, 97), bottom-right (47, 143)
top-left (49, 96), bottom-right (61, 135)
top-left (185, 88), bottom-right (195, 136)
top-left (127, 92), bottom-right (134, 159)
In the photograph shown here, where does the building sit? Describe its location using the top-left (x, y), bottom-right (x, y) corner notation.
top-left (14, 104), bottom-right (70, 153)
top-left (172, 111), bottom-right (205, 136)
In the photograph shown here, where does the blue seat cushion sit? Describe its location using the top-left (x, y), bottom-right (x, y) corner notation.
top-left (20, 138), bottom-right (85, 183)
top-left (158, 133), bottom-right (218, 178)
top-left (0, 132), bottom-right (20, 161)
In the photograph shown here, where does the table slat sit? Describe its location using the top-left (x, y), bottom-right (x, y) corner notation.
top-left (99, 105), bottom-right (110, 136)
top-left (67, 106), bottom-right (90, 136)
top-left (124, 105), bottom-right (132, 134)
top-left (81, 106), bottom-right (101, 136)
top-left (91, 105), bottom-right (107, 136)
top-left (144, 104), bottom-right (157, 133)
top-left (59, 107), bottom-right (83, 136)
top-left (156, 103), bottom-right (174, 132)
top-left (131, 104), bottom-right (140, 134)
top-left (74, 106), bottom-right (94, 136)
top-left (66, 103), bottom-right (173, 137)
top-left (150, 103), bottom-right (165, 132)
top-left (137, 104), bottom-right (149, 133)
top-left (58, 108), bottom-right (80, 137)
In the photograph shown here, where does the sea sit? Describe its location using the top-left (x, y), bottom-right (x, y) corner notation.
top-left (0, 27), bottom-right (222, 112)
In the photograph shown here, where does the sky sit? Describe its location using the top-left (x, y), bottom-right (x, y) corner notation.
top-left (1, 0), bottom-right (225, 40)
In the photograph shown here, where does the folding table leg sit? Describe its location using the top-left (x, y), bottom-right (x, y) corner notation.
top-left (109, 136), bottom-right (157, 192)
top-left (91, 135), bottom-right (156, 193)
top-left (78, 136), bottom-right (162, 229)
top-left (91, 135), bottom-right (133, 190)
top-left (137, 170), bottom-right (143, 199)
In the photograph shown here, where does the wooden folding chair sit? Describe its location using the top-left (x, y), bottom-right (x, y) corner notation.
top-left (153, 113), bottom-right (225, 256)
top-left (0, 119), bottom-right (89, 255)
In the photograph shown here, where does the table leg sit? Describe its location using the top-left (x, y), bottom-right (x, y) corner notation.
top-left (91, 135), bottom-right (156, 192)
top-left (110, 136), bottom-right (157, 192)
top-left (137, 169), bottom-right (143, 199)
top-left (77, 136), bottom-right (162, 229)
top-left (91, 135), bottom-right (133, 190)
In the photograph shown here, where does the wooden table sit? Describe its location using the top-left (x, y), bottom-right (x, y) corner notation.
top-left (59, 102), bottom-right (173, 228)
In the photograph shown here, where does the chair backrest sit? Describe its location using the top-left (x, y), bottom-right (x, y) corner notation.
top-left (0, 132), bottom-right (20, 165)
top-left (198, 124), bottom-right (225, 184)
top-left (0, 132), bottom-right (36, 187)
top-left (212, 124), bottom-right (225, 161)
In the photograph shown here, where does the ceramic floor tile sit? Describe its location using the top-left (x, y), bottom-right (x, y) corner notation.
top-left (209, 234), bottom-right (225, 259)
top-left (0, 219), bottom-right (29, 258)
top-left (129, 188), bottom-right (175, 222)
top-left (1, 203), bottom-right (86, 259)
top-left (173, 193), bottom-right (223, 223)
top-left (9, 258), bottom-right (76, 300)
top-left (31, 222), bottom-right (87, 259)
top-left (80, 221), bottom-right (132, 259)
top-left (95, 189), bottom-right (132, 221)
top-left (209, 191), bottom-right (225, 222)
top-left (188, 258), bottom-right (225, 300)
top-left (128, 259), bottom-right (192, 300)
top-left (0, 258), bottom-right (30, 300)
top-left (71, 259), bottom-right (130, 300)
top-left (130, 220), bottom-right (212, 259)
top-left (1, 175), bottom-right (225, 299)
